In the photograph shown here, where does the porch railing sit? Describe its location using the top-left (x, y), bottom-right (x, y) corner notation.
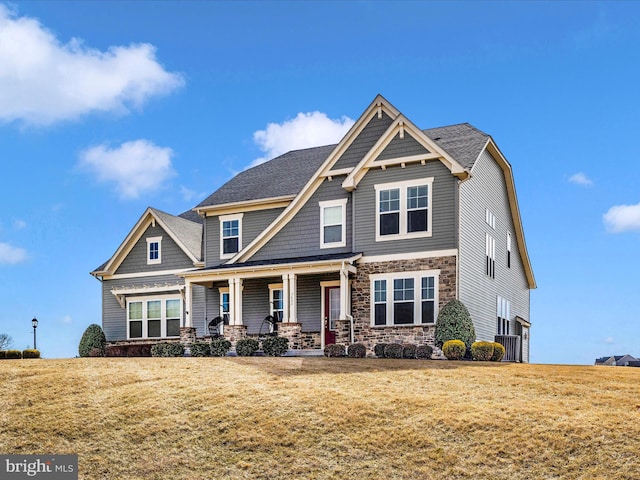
top-left (495, 335), bottom-right (521, 362)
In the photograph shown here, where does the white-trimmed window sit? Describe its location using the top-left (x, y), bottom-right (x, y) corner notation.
top-left (218, 287), bottom-right (230, 335)
top-left (146, 236), bottom-right (162, 265)
top-left (486, 233), bottom-right (496, 279)
top-left (220, 214), bottom-right (243, 259)
top-left (507, 232), bottom-right (512, 269)
top-left (127, 295), bottom-right (182, 339)
top-left (497, 296), bottom-right (510, 335)
top-left (375, 178), bottom-right (433, 241)
top-left (269, 283), bottom-right (284, 323)
top-left (370, 270), bottom-right (439, 326)
top-left (485, 209), bottom-right (496, 229)
top-left (319, 198), bottom-right (347, 248)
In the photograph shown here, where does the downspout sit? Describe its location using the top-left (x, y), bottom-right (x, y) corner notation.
top-left (341, 261), bottom-right (354, 344)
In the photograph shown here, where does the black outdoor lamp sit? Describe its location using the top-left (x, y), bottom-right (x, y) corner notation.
top-left (32, 317), bottom-right (38, 350)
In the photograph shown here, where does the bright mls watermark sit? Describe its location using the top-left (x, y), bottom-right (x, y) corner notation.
top-left (0, 455), bottom-right (77, 479)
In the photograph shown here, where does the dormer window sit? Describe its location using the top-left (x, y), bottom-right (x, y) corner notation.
top-left (220, 214), bottom-right (243, 259)
top-left (146, 236), bottom-right (162, 265)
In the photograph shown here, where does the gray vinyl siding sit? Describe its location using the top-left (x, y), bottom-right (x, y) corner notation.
top-left (458, 149), bottom-right (530, 359)
top-left (204, 207), bottom-right (285, 266)
top-left (242, 277), bottom-right (278, 335)
top-left (353, 161), bottom-right (458, 256)
top-left (298, 274), bottom-right (336, 332)
top-left (375, 132), bottom-right (429, 161)
top-left (101, 274), bottom-right (186, 341)
top-left (115, 225), bottom-right (193, 275)
top-left (332, 112), bottom-right (394, 170)
top-left (250, 179), bottom-right (352, 262)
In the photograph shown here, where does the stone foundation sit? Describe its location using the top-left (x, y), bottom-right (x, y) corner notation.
top-left (351, 256), bottom-right (456, 358)
top-left (223, 325), bottom-right (247, 347)
top-left (179, 327), bottom-right (197, 345)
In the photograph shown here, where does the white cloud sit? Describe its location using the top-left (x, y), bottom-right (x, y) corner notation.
top-left (604, 336), bottom-right (615, 345)
top-left (0, 5), bottom-right (184, 126)
top-left (251, 111), bottom-right (354, 167)
top-left (568, 172), bottom-right (593, 186)
top-left (78, 139), bottom-right (175, 199)
top-left (603, 202), bottom-right (640, 233)
top-left (13, 219), bottom-right (26, 230)
top-left (0, 242), bottom-right (28, 264)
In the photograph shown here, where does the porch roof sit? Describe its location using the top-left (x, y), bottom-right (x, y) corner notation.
top-left (179, 252), bottom-right (362, 281)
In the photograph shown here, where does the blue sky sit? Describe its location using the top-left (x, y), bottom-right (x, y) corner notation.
top-left (1, 1), bottom-right (639, 364)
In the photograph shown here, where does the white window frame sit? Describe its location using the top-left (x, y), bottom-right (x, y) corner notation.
top-left (126, 294), bottom-right (182, 340)
top-left (268, 283), bottom-right (284, 324)
top-left (374, 178), bottom-right (433, 242)
top-left (146, 236), bottom-right (162, 265)
top-left (319, 198), bottom-right (347, 249)
top-left (219, 213), bottom-right (243, 259)
top-left (217, 287), bottom-right (229, 335)
top-left (485, 209), bottom-right (496, 229)
top-left (486, 233), bottom-right (496, 279)
top-left (369, 269), bottom-right (439, 327)
top-left (497, 296), bottom-right (511, 335)
top-left (507, 232), bottom-right (512, 269)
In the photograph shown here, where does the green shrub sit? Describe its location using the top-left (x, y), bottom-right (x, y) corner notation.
top-left (235, 338), bottom-right (259, 357)
top-left (402, 344), bottom-right (417, 359)
top-left (384, 343), bottom-right (403, 359)
top-left (347, 343), bottom-right (367, 358)
top-left (442, 339), bottom-right (466, 360)
top-left (189, 342), bottom-right (211, 357)
top-left (5, 350), bottom-right (22, 359)
top-left (151, 343), bottom-right (184, 357)
top-left (416, 345), bottom-right (433, 360)
top-left (491, 342), bottom-right (506, 362)
top-left (262, 336), bottom-right (289, 356)
top-left (324, 344), bottom-right (345, 357)
top-left (22, 349), bottom-right (41, 359)
top-left (471, 341), bottom-right (494, 361)
top-left (210, 338), bottom-right (231, 357)
top-left (0, 351), bottom-right (6, 359)
top-left (434, 300), bottom-right (476, 350)
top-left (374, 343), bottom-right (388, 358)
top-left (78, 324), bottom-right (107, 358)
top-left (105, 344), bottom-right (152, 357)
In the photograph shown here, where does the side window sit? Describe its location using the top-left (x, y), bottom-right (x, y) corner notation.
top-left (319, 199), bottom-right (347, 248)
top-left (507, 232), bottom-right (512, 268)
top-left (146, 236), bottom-right (162, 265)
top-left (219, 214), bottom-right (243, 259)
top-left (485, 233), bottom-right (495, 279)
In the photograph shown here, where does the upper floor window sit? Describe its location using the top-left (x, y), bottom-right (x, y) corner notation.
top-left (146, 236), bottom-right (162, 265)
top-left (370, 270), bottom-right (439, 327)
top-left (375, 178), bottom-right (433, 242)
top-left (507, 232), bottom-right (512, 268)
top-left (319, 199), bottom-right (347, 248)
top-left (485, 209), bottom-right (496, 229)
top-left (486, 233), bottom-right (496, 279)
top-left (219, 214), bottom-right (243, 259)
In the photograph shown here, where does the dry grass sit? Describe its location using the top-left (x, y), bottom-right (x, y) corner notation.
top-left (1, 358), bottom-right (639, 479)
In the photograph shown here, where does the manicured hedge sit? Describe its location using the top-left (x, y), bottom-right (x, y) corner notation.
top-left (374, 343), bottom-right (388, 358)
top-left (235, 338), bottom-right (259, 357)
top-left (491, 342), bottom-right (506, 362)
top-left (262, 336), bottom-right (288, 356)
top-left (189, 342), bottom-right (211, 357)
top-left (210, 338), bottom-right (231, 357)
top-left (5, 350), bottom-right (22, 359)
top-left (442, 339), bottom-right (466, 360)
top-left (79, 324), bottom-right (107, 358)
top-left (151, 343), bottom-right (184, 357)
top-left (105, 344), bottom-right (153, 357)
top-left (415, 345), bottom-right (433, 360)
top-left (347, 343), bottom-right (367, 358)
top-left (384, 343), bottom-right (404, 359)
top-left (471, 341), bottom-right (495, 361)
top-left (22, 349), bottom-right (40, 359)
top-left (324, 344), bottom-right (346, 357)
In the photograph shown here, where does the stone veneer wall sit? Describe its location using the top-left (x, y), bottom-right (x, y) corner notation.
top-left (275, 323), bottom-right (321, 350)
top-left (350, 256), bottom-right (457, 357)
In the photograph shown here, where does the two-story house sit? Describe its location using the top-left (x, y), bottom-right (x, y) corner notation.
top-left (91, 95), bottom-right (535, 361)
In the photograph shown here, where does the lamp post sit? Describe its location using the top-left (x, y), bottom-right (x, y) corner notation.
top-left (32, 317), bottom-right (38, 350)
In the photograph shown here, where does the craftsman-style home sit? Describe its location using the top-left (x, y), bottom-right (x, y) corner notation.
top-left (91, 95), bottom-right (535, 361)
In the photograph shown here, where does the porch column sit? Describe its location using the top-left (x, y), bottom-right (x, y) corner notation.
top-left (228, 277), bottom-right (243, 326)
top-left (339, 266), bottom-right (348, 320)
top-left (282, 274), bottom-right (290, 323)
top-left (184, 279), bottom-right (193, 327)
top-left (288, 273), bottom-right (297, 324)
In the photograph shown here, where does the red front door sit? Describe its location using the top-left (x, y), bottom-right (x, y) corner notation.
top-left (324, 286), bottom-right (340, 345)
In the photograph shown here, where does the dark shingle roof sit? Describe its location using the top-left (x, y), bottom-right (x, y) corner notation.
top-left (196, 144), bottom-right (336, 208)
top-left (196, 124), bottom-right (489, 208)
top-left (423, 123), bottom-right (490, 170)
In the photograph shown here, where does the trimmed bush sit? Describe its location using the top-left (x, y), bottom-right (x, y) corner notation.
top-left (347, 343), bottom-right (367, 358)
top-left (151, 343), bottom-right (184, 357)
top-left (210, 338), bottom-right (231, 357)
top-left (262, 336), bottom-right (289, 356)
top-left (235, 338), bottom-right (259, 357)
top-left (416, 345), bottom-right (433, 360)
top-left (471, 341), bottom-right (495, 361)
top-left (324, 344), bottom-right (346, 357)
top-left (442, 339), bottom-right (466, 360)
top-left (374, 343), bottom-right (388, 358)
top-left (22, 349), bottom-right (41, 359)
top-left (189, 342), bottom-right (211, 357)
top-left (5, 350), bottom-right (22, 359)
top-left (0, 351), bottom-right (6, 359)
top-left (105, 344), bottom-right (152, 357)
top-left (434, 300), bottom-right (476, 350)
top-left (78, 324), bottom-right (107, 358)
top-left (384, 343), bottom-right (404, 359)
top-left (402, 344), bottom-right (417, 359)
top-left (491, 342), bottom-right (506, 362)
